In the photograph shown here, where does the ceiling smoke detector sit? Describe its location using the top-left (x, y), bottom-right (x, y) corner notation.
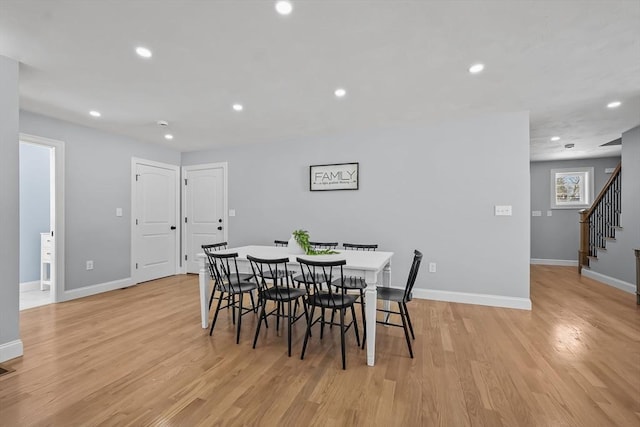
top-left (156, 120), bottom-right (169, 127)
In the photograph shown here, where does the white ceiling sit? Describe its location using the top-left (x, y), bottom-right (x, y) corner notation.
top-left (1, 1), bottom-right (639, 161)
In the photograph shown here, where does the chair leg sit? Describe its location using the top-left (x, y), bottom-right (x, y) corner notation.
top-left (231, 292), bottom-right (236, 325)
top-left (287, 300), bottom-right (293, 357)
top-left (359, 289), bottom-right (366, 349)
top-left (398, 302), bottom-right (413, 358)
top-left (350, 304), bottom-right (360, 347)
top-left (236, 292), bottom-right (243, 344)
top-left (209, 290), bottom-right (226, 336)
top-left (403, 302), bottom-right (415, 340)
top-left (340, 308), bottom-right (346, 370)
top-left (208, 285), bottom-right (216, 310)
top-left (301, 304), bottom-right (316, 360)
top-left (253, 297), bottom-right (268, 349)
top-left (320, 308), bottom-right (326, 339)
top-left (276, 301), bottom-right (281, 333)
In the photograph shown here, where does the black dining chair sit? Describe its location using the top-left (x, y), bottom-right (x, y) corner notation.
top-left (376, 250), bottom-right (423, 358)
top-left (342, 243), bottom-right (378, 251)
top-left (274, 240), bottom-right (288, 247)
top-left (308, 241), bottom-right (339, 251)
top-left (298, 257), bottom-right (360, 370)
top-left (248, 255), bottom-right (308, 356)
top-left (332, 243), bottom-right (378, 349)
top-left (202, 243), bottom-right (253, 310)
top-left (203, 249), bottom-right (258, 344)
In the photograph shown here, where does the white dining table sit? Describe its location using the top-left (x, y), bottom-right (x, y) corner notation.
top-left (197, 245), bottom-right (393, 366)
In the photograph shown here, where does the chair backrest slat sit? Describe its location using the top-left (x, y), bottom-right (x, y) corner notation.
top-left (248, 255), bottom-right (294, 298)
top-left (297, 257), bottom-right (346, 298)
top-left (202, 246), bottom-right (244, 292)
top-left (404, 250), bottom-right (423, 300)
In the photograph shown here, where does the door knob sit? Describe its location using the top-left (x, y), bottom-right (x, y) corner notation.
top-left (170, 226), bottom-right (176, 230)
top-left (217, 226), bottom-right (223, 230)
top-left (218, 219), bottom-right (223, 223)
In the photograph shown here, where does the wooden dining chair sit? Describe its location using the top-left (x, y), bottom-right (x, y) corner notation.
top-left (376, 250), bottom-right (423, 358)
top-left (298, 257), bottom-right (360, 370)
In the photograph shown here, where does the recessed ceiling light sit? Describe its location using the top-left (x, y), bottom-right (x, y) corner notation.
top-left (135, 46), bottom-right (152, 58)
top-left (164, 134), bottom-right (174, 140)
top-left (469, 63), bottom-right (485, 74)
top-left (334, 88), bottom-right (346, 98)
top-left (232, 104), bottom-right (243, 111)
top-left (275, 1), bottom-right (293, 15)
top-left (550, 136), bottom-right (561, 141)
top-left (564, 143), bottom-right (575, 149)
top-left (607, 101), bottom-right (621, 109)
top-left (89, 110), bottom-right (101, 117)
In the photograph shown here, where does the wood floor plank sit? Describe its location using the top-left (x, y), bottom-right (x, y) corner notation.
top-left (1, 266), bottom-right (638, 426)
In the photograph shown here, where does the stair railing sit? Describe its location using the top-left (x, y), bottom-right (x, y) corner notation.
top-left (579, 163), bottom-right (621, 273)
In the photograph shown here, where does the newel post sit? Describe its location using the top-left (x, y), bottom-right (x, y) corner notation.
top-left (578, 209), bottom-right (590, 274)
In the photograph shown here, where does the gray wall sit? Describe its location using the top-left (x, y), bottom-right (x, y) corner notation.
top-left (0, 56), bottom-right (20, 358)
top-left (183, 112), bottom-right (531, 299)
top-left (20, 111), bottom-right (181, 290)
top-left (530, 156), bottom-right (621, 261)
top-left (19, 143), bottom-right (51, 283)
top-left (589, 126), bottom-right (640, 284)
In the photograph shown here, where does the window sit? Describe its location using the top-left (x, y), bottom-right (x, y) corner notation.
top-left (550, 167), bottom-right (594, 209)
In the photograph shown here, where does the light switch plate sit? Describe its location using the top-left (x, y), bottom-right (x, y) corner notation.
top-left (532, 211), bottom-right (542, 217)
top-left (547, 210), bottom-right (553, 216)
top-left (495, 205), bottom-right (513, 216)
top-left (229, 209), bottom-right (236, 217)
top-left (116, 208), bottom-right (123, 217)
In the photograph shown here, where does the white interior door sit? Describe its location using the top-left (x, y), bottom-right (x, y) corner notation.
top-left (133, 159), bottom-right (179, 282)
top-left (183, 163), bottom-right (227, 273)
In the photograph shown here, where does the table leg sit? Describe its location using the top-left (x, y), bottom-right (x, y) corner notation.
top-left (199, 256), bottom-right (208, 329)
top-left (364, 281), bottom-right (377, 366)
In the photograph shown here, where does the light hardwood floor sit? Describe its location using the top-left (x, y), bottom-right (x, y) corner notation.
top-left (1, 266), bottom-right (638, 426)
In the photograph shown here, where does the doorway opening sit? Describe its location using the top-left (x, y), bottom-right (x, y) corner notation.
top-left (19, 134), bottom-right (65, 310)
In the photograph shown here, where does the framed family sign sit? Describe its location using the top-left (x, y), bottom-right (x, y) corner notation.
top-left (310, 162), bottom-right (359, 191)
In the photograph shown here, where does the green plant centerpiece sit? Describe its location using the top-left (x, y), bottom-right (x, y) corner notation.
top-left (292, 229), bottom-right (338, 255)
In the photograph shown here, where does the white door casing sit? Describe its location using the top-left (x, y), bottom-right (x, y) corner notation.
top-left (182, 163), bottom-right (228, 273)
top-left (132, 158), bottom-right (180, 283)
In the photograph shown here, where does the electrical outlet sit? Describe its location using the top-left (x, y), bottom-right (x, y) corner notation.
top-left (429, 262), bottom-right (436, 273)
top-left (86, 260), bottom-right (94, 270)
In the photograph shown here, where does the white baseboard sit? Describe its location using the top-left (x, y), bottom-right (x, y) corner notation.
top-left (20, 280), bottom-right (41, 292)
top-left (581, 269), bottom-right (635, 294)
top-left (60, 277), bottom-right (135, 302)
top-left (0, 339), bottom-right (24, 363)
top-left (412, 288), bottom-right (532, 310)
top-left (530, 258), bottom-right (578, 266)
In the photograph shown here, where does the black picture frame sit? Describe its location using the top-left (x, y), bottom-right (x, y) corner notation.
top-left (309, 162), bottom-right (359, 191)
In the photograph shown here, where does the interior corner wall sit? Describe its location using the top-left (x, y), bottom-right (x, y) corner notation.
top-left (0, 55), bottom-right (21, 361)
top-left (530, 156), bottom-right (621, 262)
top-left (182, 112), bottom-right (531, 301)
top-left (19, 111), bottom-right (181, 291)
top-left (19, 143), bottom-right (51, 283)
top-left (588, 126), bottom-right (640, 285)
